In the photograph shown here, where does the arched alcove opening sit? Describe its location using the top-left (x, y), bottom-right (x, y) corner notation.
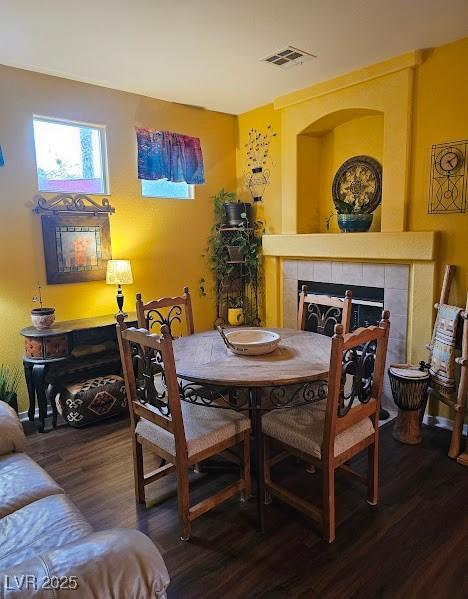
top-left (297, 108), bottom-right (384, 233)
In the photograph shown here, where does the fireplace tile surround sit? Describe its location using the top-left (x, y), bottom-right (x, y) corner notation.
top-left (282, 260), bottom-right (410, 412)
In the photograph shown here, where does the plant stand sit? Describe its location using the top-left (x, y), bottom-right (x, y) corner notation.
top-left (215, 226), bottom-right (260, 327)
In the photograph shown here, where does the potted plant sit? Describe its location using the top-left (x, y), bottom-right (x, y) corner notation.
top-left (226, 227), bottom-right (250, 262)
top-left (214, 188), bottom-right (253, 226)
top-left (227, 296), bottom-right (244, 326)
top-left (202, 190), bottom-right (263, 326)
top-left (0, 365), bottom-right (20, 413)
top-left (31, 282), bottom-right (55, 329)
top-left (326, 200), bottom-right (374, 233)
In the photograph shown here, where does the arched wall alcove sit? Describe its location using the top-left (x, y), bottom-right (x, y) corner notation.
top-left (276, 56), bottom-right (419, 233)
top-left (296, 108), bottom-right (384, 233)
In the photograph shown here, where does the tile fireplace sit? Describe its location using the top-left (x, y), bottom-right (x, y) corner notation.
top-left (283, 260), bottom-right (410, 413)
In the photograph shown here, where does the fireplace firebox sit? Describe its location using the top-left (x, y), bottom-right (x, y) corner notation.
top-left (298, 280), bottom-right (384, 336)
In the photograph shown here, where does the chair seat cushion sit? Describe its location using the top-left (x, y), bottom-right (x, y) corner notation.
top-left (0, 453), bottom-right (64, 518)
top-left (136, 402), bottom-right (250, 458)
top-left (262, 399), bottom-right (375, 459)
top-left (0, 494), bottom-right (93, 570)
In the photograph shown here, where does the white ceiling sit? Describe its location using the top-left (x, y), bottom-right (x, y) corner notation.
top-left (1, 0), bottom-right (467, 114)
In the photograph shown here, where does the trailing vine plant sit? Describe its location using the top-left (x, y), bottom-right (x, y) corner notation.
top-left (200, 189), bottom-right (263, 325)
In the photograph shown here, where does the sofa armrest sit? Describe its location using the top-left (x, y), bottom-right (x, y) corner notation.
top-left (0, 402), bottom-right (25, 456)
top-left (0, 529), bottom-right (170, 598)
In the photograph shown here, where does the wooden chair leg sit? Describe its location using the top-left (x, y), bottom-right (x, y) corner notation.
top-left (241, 431), bottom-right (251, 502)
top-left (449, 408), bottom-right (465, 458)
top-left (133, 436), bottom-right (146, 505)
top-left (367, 441), bottom-right (379, 506)
top-left (322, 464), bottom-right (335, 543)
top-left (176, 466), bottom-right (191, 541)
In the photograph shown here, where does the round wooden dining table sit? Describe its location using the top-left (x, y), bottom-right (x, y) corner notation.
top-left (173, 328), bottom-right (331, 531)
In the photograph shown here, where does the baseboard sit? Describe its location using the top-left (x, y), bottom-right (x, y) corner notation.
top-left (423, 414), bottom-right (468, 436)
top-left (18, 407), bottom-right (52, 422)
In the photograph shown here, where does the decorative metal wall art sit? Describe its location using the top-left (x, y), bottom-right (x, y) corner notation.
top-left (33, 194), bottom-right (114, 285)
top-left (244, 125), bottom-right (276, 202)
top-left (332, 155), bottom-right (382, 214)
top-left (428, 139), bottom-right (467, 214)
top-left (33, 193), bottom-right (115, 215)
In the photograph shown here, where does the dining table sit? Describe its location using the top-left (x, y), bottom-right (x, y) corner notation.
top-left (173, 327), bottom-right (331, 531)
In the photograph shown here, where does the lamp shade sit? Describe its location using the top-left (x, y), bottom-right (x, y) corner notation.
top-left (106, 260), bottom-right (133, 285)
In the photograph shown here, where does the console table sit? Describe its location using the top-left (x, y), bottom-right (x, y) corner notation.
top-left (21, 313), bottom-right (136, 432)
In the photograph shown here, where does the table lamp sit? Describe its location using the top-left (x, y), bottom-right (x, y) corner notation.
top-left (106, 260), bottom-right (133, 315)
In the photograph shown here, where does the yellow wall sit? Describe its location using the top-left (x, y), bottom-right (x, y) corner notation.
top-left (408, 40), bottom-right (468, 307)
top-left (236, 36), bottom-right (468, 419)
top-left (0, 65), bottom-right (236, 412)
top-left (297, 114), bottom-right (384, 233)
top-left (235, 104), bottom-right (282, 233)
top-left (236, 37), bottom-right (468, 303)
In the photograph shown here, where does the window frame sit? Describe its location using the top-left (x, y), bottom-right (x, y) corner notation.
top-left (140, 179), bottom-right (195, 200)
top-left (32, 115), bottom-right (110, 195)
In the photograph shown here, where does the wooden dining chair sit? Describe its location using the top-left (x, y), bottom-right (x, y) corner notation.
top-left (136, 286), bottom-right (194, 338)
top-left (297, 285), bottom-right (353, 335)
top-left (263, 310), bottom-right (390, 542)
top-left (116, 315), bottom-right (251, 541)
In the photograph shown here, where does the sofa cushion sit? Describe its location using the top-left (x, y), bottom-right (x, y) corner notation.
top-left (0, 453), bottom-right (64, 518)
top-left (0, 530), bottom-right (170, 599)
top-left (262, 399), bottom-right (375, 459)
top-left (0, 494), bottom-right (93, 570)
top-left (0, 402), bottom-right (25, 456)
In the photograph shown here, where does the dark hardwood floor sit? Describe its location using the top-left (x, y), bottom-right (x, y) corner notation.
top-left (25, 418), bottom-right (467, 599)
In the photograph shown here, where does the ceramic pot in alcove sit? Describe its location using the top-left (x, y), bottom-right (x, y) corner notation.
top-left (337, 213), bottom-right (373, 233)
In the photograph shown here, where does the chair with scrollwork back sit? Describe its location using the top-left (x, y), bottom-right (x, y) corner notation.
top-left (297, 285), bottom-right (353, 335)
top-left (263, 310), bottom-right (390, 542)
top-left (116, 315), bottom-right (251, 541)
top-left (136, 286), bottom-right (194, 338)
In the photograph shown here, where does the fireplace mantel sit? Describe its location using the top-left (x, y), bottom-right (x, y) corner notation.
top-left (262, 232), bottom-right (437, 368)
top-left (262, 231), bottom-right (437, 262)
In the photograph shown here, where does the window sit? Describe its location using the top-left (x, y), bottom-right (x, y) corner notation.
top-left (33, 117), bottom-right (108, 194)
top-left (141, 179), bottom-right (194, 199)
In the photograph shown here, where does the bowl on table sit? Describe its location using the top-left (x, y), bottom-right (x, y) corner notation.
top-left (222, 328), bottom-right (281, 356)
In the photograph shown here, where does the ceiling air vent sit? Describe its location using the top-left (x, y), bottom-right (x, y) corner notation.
top-left (262, 46), bottom-right (316, 69)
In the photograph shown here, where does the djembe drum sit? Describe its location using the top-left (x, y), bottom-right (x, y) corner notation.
top-left (388, 363), bottom-right (430, 444)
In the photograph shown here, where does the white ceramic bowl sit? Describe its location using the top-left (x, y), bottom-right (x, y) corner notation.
top-left (224, 329), bottom-right (280, 356)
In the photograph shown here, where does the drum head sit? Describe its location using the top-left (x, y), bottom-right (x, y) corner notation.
top-left (389, 364), bottom-right (430, 381)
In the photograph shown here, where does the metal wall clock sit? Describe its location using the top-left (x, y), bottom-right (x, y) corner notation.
top-left (332, 155), bottom-right (382, 214)
top-left (428, 140), bottom-right (467, 214)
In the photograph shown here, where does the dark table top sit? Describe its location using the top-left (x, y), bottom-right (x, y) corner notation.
top-left (21, 312), bottom-right (137, 337)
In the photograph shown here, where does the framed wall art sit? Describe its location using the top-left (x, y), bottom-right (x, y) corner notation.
top-left (428, 139), bottom-right (467, 214)
top-left (33, 194), bottom-right (114, 284)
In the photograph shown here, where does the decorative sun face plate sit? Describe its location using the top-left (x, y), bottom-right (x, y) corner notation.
top-left (332, 155), bottom-right (382, 214)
